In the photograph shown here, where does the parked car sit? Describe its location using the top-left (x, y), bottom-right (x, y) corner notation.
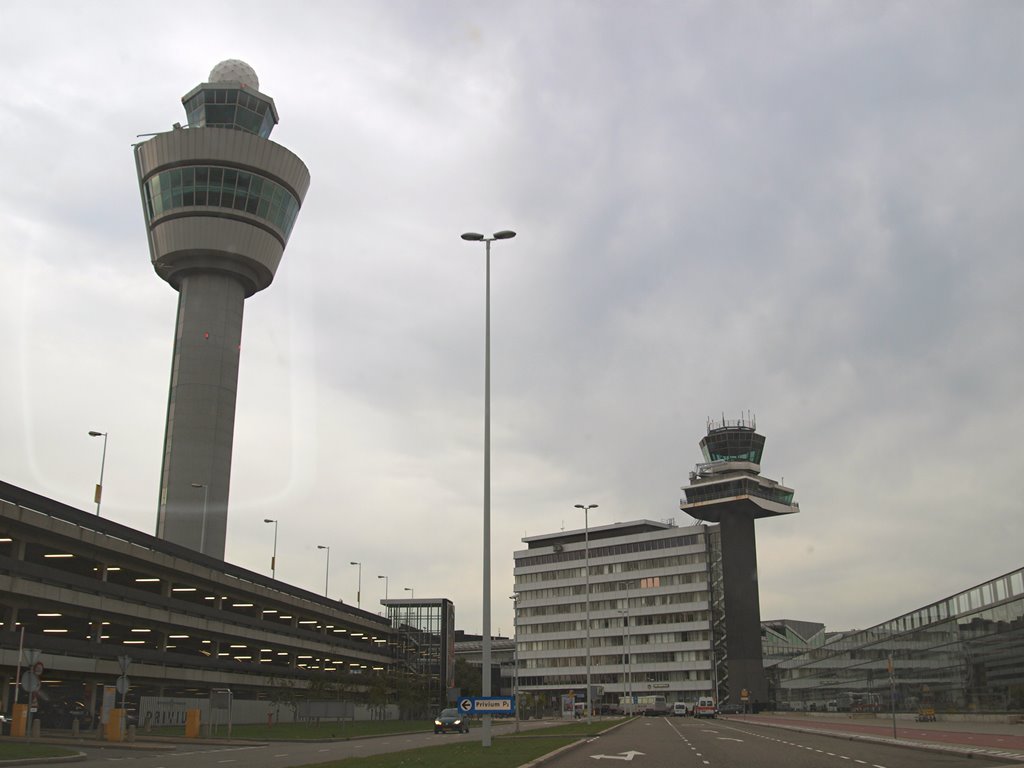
top-left (719, 703), bottom-right (745, 715)
top-left (433, 708), bottom-right (469, 734)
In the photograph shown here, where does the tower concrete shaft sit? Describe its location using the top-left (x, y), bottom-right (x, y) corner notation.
top-left (135, 60), bottom-right (310, 558)
top-left (680, 417), bottom-right (799, 708)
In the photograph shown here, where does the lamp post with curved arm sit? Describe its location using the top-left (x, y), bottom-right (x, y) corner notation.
top-left (88, 431), bottom-right (108, 516)
top-left (190, 483), bottom-right (209, 554)
top-left (350, 561), bottom-right (362, 608)
top-left (317, 545), bottom-right (331, 597)
top-left (264, 519), bottom-right (279, 578)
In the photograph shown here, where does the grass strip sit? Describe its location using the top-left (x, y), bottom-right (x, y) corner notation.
top-left (0, 742), bottom-right (81, 760)
top-left (293, 719), bottom-right (622, 768)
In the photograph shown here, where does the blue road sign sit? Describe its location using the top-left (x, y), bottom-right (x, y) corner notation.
top-left (456, 696), bottom-right (516, 716)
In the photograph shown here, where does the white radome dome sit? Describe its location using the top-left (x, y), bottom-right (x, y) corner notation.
top-left (209, 59), bottom-right (259, 90)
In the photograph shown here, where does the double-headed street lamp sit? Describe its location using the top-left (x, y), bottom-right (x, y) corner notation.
top-left (317, 545), bottom-right (331, 597)
top-left (575, 503), bottom-right (599, 723)
top-left (264, 519), bottom-right (279, 578)
top-left (350, 561), bottom-right (362, 608)
top-left (461, 229), bottom-right (516, 748)
top-left (190, 483), bottom-right (209, 554)
top-left (88, 430), bottom-right (108, 516)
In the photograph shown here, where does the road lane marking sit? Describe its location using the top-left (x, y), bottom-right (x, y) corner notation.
top-left (590, 751), bottom-right (644, 761)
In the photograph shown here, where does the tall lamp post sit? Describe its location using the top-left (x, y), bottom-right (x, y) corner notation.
top-left (190, 483), bottom-right (209, 555)
top-left (377, 574), bottom-right (389, 601)
top-left (575, 503), bottom-right (598, 723)
top-left (317, 545), bottom-right (331, 597)
top-left (618, 580), bottom-right (633, 715)
top-left (510, 593), bottom-right (520, 733)
top-left (350, 561), bottom-right (362, 608)
top-left (461, 229), bottom-right (516, 748)
top-left (264, 519), bottom-right (279, 578)
top-left (88, 431), bottom-right (108, 516)
top-left (404, 587), bottom-right (414, 598)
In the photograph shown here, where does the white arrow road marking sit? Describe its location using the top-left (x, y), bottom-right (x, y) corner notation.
top-left (591, 750), bottom-right (645, 761)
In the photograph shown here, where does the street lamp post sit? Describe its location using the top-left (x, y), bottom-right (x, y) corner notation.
top-left (618, 581), bottom-right (633, 715)
top-left (264, 519), bottom-right (279, 578)
top-left (350, 561), bottom-right (362, 608)
top-left (404, 587), bottom-right (414, 599)
top-left (88, 431), bottom-right (108, 516)
top-left (190, 483), bottom-right (209, 555)
top-left (510, 593), bottom-right (520, 733)
top-left (317, 545), bottom-right (331, 597)
top-left (575, 503), bottom-right (598, 723)
top-left (377, 574), bottom-right (389, 601)
top-left (461, 228), bottom-right (516, 748)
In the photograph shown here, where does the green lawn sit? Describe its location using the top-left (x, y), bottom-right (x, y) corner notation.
top-left (145, 719), bottom-right (434, 740)
top-left (218, 720), bottom-right (433, 740)
top-left (292, 719), bottom-right (622, 768)
top-left (0, 742), bottom-right (80, 760)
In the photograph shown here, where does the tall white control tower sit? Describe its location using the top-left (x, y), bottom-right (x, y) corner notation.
top-left (134, 60), bottom-right (310, 558)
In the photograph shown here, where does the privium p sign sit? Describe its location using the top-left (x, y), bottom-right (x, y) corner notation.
top-left (458, 696), bottom-right (515, 715)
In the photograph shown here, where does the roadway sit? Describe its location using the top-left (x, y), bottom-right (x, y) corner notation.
top-left (539, 716), bottom-right (1019, 768)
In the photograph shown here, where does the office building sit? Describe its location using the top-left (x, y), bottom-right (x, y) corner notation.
top-left (513, 520), bottom-right (715, 712)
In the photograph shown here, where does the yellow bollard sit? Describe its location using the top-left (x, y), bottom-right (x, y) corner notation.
top-left (185, 709), bottom-right (201, 739)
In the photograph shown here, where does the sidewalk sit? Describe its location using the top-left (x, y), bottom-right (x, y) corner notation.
top-left (729, 713), bottom-right (1024, 763)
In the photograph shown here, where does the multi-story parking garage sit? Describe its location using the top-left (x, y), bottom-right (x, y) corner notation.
top-left (0, 481), bottom-right (395, 722)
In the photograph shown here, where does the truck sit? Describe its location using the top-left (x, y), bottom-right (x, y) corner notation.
top-left (636, 695), bottom-right (668, 716)
top-left (693, 696), bottom-right (717, 718)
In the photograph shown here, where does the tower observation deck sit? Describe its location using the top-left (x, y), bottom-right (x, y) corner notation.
top-left (680, 416), bottom-right (799, 708)
top-left (134, 60), bottom-right (310, 558)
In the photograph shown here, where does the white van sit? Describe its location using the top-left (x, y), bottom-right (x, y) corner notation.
top-left (672, 702), bottom-right (690, 717)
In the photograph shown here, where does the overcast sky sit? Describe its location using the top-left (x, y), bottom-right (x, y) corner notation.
top-left (2, 1), bottom-right (1022, 638)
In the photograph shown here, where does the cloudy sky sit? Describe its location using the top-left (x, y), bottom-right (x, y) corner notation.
top-left (2, 1), bottom-right (1022, 638)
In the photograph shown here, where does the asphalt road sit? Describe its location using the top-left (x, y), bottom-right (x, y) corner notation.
top-left (541, 717), bottom-right (1014, 768)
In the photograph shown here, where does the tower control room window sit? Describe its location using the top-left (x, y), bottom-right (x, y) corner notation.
top-left (144, 166), bottom-right (300, 240)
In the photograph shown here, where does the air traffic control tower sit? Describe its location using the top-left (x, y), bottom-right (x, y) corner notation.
top-left (134, 60), bottom-right (310, 558)
top-left (680, 417), bottom-right (798, 707)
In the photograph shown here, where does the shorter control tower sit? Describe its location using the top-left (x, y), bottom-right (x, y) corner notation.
top-left (680, 416), bottom-right (798, 707)
top-left (134, 60), bottom-right (310, 558)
